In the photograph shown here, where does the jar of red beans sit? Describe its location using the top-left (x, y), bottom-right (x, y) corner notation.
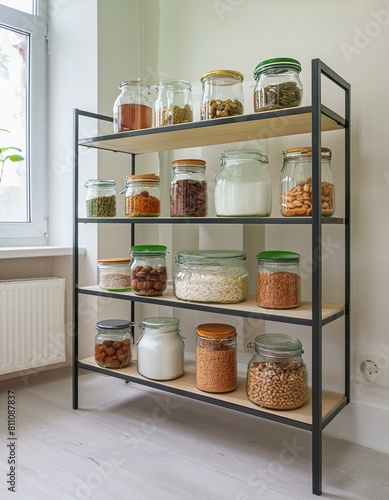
top-left (113, 80), bottom-right (153, 132)
top-left (94, 319), bottom-right (132, 369)
top-left (170, 159), bottom-right (207, 217)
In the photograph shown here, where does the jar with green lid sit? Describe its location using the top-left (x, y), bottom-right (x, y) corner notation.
top-left (247, 333), bottom-right (308, 410)
top-left (137, 317), bottom-right (184, 380)
top-left (97, 257), bottom-right (132, 291)
top-left (253, 57), bottom-right (303, 112)
top-left (200, 69), bottom-right (244, 120)
top-left (124, 174), bottom-right (160, 217)
top-left (171, 159), bottom-right (207, 217)
top-left (94, 319), bottom-right (132, 369)
top-left (280, 147), bottom-right (334, 217)
top-left (256, 251), bottom-right (301, 309)
top-left (196, 323), bottom-right (237, 393)
top-left (174, 250), bottom-right (248, 304)
top-left (214, 149), bottom-right (271, 217)
top-left (130, 245), bottom-right (167, 296)
top-left (84, 179), bottom-right (116, 217)
top-left (155, 80), bottom-right (193, 126)
top-left (113, 80), bottom-right (153, 132)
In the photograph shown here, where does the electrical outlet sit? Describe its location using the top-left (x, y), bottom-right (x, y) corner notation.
top-left (351, 350), bottom-right (389, 387)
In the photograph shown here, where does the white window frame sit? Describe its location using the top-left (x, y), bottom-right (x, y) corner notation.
top-left (0, 1), bottom-right (47, 246)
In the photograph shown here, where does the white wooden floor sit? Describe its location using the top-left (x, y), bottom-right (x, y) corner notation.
top-left (1, 368), bottom-right (388, 500)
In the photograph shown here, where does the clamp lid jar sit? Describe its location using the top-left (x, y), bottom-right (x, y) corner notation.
top-left (253, 57), bottom-right (303, 112)
top-left (130, 245), bottom-right (167, 296)
top-left (155, 80), bottom-right (193, 126)
top-left (94, 319), bottom-right (132, 369)
top-left (246, 333), bottom-right (307, 410)
top-left (84, 179), bottom-right (116, 217)
top-left (280, 146), bottom-right (334, 217)
top-left (113, 80), bottom-right (153, 132)
top-left (170, 159), bottom-right (207, 217)
top-left (174, 250), bottom-right (248, 304)
top-left (256, 251), bottom-right (301, 309)
top-left (214, 149), bottom-right (271, 217)
top-left (200, 69), bottom-right (244, 120)
top-left (124, 173), bottom-right (160, 217)
top-left (97, 257), bottom-right (132, 291)
top-left (195, 323), bottom-right (237, 393)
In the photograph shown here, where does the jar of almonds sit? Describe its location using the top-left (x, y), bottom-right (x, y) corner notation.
top-left (200, 69), bottom-right (244, 120)
top-left (246, 333), bottom-right (307, 410)
top-left (280, 147), bottom-right (334, 217)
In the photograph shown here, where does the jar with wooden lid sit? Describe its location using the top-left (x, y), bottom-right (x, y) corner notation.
top-left (200, 69), bottom-right (244, 120)
top-left (113, 80), bottom-right (153, 132)
top-left (280, 147), bottom-right (334, 217)
top-left (253, 57), bottom-right (303, 112)
top-left (130, 245), bottom-right (167, 296)
top-left (155, 80), bottom-right (193, 126)
top-left (195, 323), bottom-right (237, 393)
top-left (94, 319), bottom-right (132, 369)
top-left (98, 257), bottom-right (132, 291)
top-left (84, 179), bottom-right (116, 217)
top-left (124, 174), bottom-right (160, 217)
top-left (247, 333), bottom-right (307, 410)
top-left (170, 159), bottom-right (207, 217)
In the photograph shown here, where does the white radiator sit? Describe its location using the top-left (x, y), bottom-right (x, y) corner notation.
top-left (0, 277), bottom-right (66, 374)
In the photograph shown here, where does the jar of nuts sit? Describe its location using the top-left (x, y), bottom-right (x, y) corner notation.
top-left (256, 251), bottom-right (301, 309)
top-left (200, 69), bottom-right (244, 120)
top-left (84, 179), bottom-right (116, 217)
top-left (171, 159), bottom-right (207, 217)
top-left (155, 80), bottom-right (193, 127)
top-left (130, 245), bottom-right (167, 296)
top-left (94, 319), bottom-right (132, 369)
top-left (253, 57), bottom-right (303, 112)
top-left (98, 257), bottom-right (132, 291)
top-left (196, 323), bottom-right (237, 393)
top-left (280, 147), bottom-right (334, 217)
top-left (124, 173), bottom-right (160, 217)
top-left (246, 333), bottom-right (308, 410)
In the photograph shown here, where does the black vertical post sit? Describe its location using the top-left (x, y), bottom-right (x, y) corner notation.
top-left (130, 154), bottom-right (136, 337)
top-left (311, 59), bottom-right (323, 496)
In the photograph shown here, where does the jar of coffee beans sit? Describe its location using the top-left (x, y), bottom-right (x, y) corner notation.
top-left (171, 159), bottom-right (207, 217)
top-left (195, 323), bottom-right (237, 393)
top-left (246, 333), bottom-right (307, 410)
top-left (130, 245), bottom-right (167, 296)
top-left (94, 319), bottom-right (132, 369)
top-left (253, 57), bottom-right (303, 112)
top-left (84, 179), bottom-right (116, 217)
top-left (200, 69), bottom-right (244, 120)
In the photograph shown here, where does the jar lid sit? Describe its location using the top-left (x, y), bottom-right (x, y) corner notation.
top-left (221, 149), bottom-right (269, 164)
top-left (196, 323), bottom-right (236, 339)
top-left (84, 179), bottom-right (116, 188)
top-left (98, 257), bottom-right (131, 264)
top-left (253, 333), bottom-right (303, 357)
top-left (283, 147), bottom-right (332, 160)
top-left (131, 244), bottom-right (167, 255)
top-left (172, 159), bottom-right (206, 169)
top-left (142, 317), bottom-right (179, 333)
top-left (176, 249), bottom-right (246, 265)
top-left (156, 80), bottom-right (192, 91)
top-left (200, 69), bottom-right (244, 83)
top-left (96, 319), bottom-right (131, 330)
top-left (254, 57), bottom-right (301, 77)
top-left (256, 250), bottom-right (300, 262)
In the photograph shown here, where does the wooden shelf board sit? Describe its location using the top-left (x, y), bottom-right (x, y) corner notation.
top-left (78, 285), bottom-right (345, 325)
top-left (79, 357), bottom-right (345, 428)
top-left (79, 108), bottom-right (343, 155)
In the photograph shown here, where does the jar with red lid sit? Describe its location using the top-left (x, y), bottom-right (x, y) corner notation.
top-left (170, 159), bottom-right (207, 217)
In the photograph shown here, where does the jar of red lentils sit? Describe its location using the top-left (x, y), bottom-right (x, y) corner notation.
top-left (124, 174), bottom-right (160, 217)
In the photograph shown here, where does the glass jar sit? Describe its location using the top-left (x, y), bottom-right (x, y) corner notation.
top-left (174, 250), bottom-right (248, 304)
top-left (155, 80), bottom-right (193, 126)
top-left (137, 317), bottom-right (184, 380)
top-left (97, 257), bottom-right (132, 291)
top-left (113, 80), bottom-right (153, 132)
top-left (170, 159), bottom-right (207, 217)
top-left (253, 57), bottom-right (303, 112)
top-left (84, 179), bottom-right (116, 217)
top-left (195, 323), bottom-right (237, 393)
top-left (124, 173), bottom-right (160, 217)
top-left (94, 319), bottom-right (132, 369)
top-left (200, 69), bottom-right (244, 120)
top-left (256, 251), bottom-right (301, 309)
top-left (130, 245), bottom-right (167, 296)
top-left (280, 147), bottom-right (334, 217)
top-left (247, 333), bottom-right (308, 410)
top-left (214, 149), bottom-right (271, 217)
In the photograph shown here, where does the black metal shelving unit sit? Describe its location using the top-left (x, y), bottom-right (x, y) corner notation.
top-left (72, 59), bottom-right (350, 496)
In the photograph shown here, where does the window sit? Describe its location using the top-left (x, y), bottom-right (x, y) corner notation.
top-left (0, 1), bottom-right (47, 245)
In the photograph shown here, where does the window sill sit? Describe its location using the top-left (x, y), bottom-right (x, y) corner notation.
top-left (0, 246), bottom-right (85, 259)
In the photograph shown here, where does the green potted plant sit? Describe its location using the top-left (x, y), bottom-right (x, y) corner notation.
top-left (0, 128), bottom-right (24, 183)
